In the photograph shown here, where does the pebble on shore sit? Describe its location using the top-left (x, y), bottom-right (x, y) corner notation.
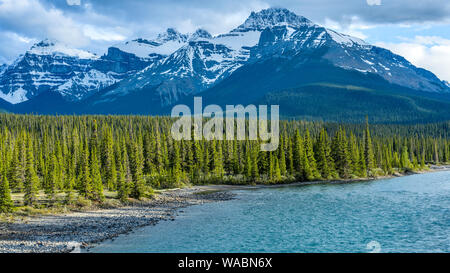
top-left (0, 188), bottom-right (235, 253)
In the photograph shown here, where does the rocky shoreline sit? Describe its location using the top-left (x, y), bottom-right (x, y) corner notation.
top-left (0, 188), bottom-right (235, 253)
top-left (1, 167), bottom-right (449, 253)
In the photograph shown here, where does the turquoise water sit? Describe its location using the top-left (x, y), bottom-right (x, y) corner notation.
top-left (90, 171), bottom-right (450, 253)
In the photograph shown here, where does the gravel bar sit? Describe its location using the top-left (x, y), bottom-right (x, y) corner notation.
top-left (0, 188), bottom-right (235, 253)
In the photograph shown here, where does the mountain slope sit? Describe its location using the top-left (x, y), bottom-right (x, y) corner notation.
top-left (0, 32), bottom-right (187, 104)
top-left (5, 7), bottom-right (450, 122)
top-left (175, 53), bottom-right (450, 123)
top-left (0, 39), bottom-right (105, 103)
top-left (85, 8), bottom-right (449, 113)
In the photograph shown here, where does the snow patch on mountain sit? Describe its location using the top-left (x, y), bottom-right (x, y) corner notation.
top-left (113, 38), bottom-right (185, 58)
top-left (0, 87), bottom-right (28, 104)
top-left (0, 39), bottom-right (142, 103)
top-left (56, 69), bottom-right (117, 99)
top-left (1, 7), bottom-right (449, 108)
top-left (0, 64), bottom-right (5, 76)
top-left (234, 7), bottom-right (313, 31)
top-left (95, 7), bottom-right (450, 108)
top-left (113, 28), bottom-right (189, 58)
top-left (214, 31), bottom-right (261, 50)
top-left (29, 39), bottom-right (98, 59)
top-left (326, 30), bottom-right (368, 47)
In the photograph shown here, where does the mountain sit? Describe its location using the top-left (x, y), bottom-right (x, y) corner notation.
top-left (0, 32), bottom-right (183, 104)
top-left (5, 8), bottom-right (450, 122)
top-left (81, 8), bottom-right (450, 117)
top-left (0, 39), bottom-right (102, 103)
top-left (0, 64), bottom-right (6, 75)
top-left (86, 25), bottom-right (262, 110)
top-left (111, 28), bottom-right (188, 60)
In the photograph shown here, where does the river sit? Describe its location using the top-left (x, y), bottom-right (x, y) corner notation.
top-left (89, 171), bottom-right (450, 253)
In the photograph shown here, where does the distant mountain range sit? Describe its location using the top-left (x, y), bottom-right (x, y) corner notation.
top-left (1, 8), bottom-right (450, 122)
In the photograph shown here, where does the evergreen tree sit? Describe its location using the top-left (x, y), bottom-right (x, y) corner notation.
top-left (24, 137), bottom-right (39, 206)
top-left (0, 171), bottom-right (13, 213)
top-left (401, 145), bottom-right (412, 170)
top-left (316, 129), bottom-right (331, 179)
top-left (45, 153), bottom-right (57, 202)
top-left (245, 145), bottom-right (252, 179)
top-left (287, 138), bottom-right (294, 175)
top-left (78, 139), bottom-right (92, 198)
top-left (117, 161), bottom-right (128, 203)
top-left (278, 137), bottom-right (287, 176)
top-left (251, 144), bottom-right (259, 180)
top-left (304, 129), bottom-right (319, 179)
top-left (171, 140), bottom-right (182, 186)
top-left (212, 140), bottom-right (224, 177)
top-left (130, 140), bottom-right (145, 199)
top-left (102, 128), bottom-right (117, 190)
top-left (364, 117), bottom-right (375, 176)
top-left (90, 146), bottom-right (104, 201)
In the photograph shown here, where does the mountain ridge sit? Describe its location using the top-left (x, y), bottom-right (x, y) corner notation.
top-left (1, 7), bottom-right (449, 122)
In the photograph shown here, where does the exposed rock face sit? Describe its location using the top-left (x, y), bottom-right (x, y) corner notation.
top-left (1, 8), bottom-right (448, 110)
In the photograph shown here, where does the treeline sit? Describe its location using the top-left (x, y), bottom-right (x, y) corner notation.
top-left (0, 114), bottom-right (449, 212)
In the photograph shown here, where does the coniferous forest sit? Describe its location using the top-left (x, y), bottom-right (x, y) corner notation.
top-left (0, 114), bottom-right (450, 213)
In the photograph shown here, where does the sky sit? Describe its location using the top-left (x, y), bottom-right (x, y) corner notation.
top-left (0, 0), bottom-right (449, 81)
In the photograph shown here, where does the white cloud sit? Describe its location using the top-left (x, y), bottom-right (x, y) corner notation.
top-left (322, 17), bottom-right (373, 40)
top-left (66, 0), bottom-right (81, 6)
top-left (376, 36), bottom-right (450, 82)
top-left (366, 0), bottom-right (382, 6)
top-left (83, 25), bottom-right (126, 42)
top-left (0, 0), bottom-right (88, 46)
top-left (0, 0), bottom-right (129, 58)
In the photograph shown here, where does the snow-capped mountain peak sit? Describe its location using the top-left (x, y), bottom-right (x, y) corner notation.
top-left (156, 28), bottom-right (189, 43)
top-left (234, 7), bottom-right (312, 32)
top-left (28, 39), bottom-right (98, 59)
top-left (190, 29), bottom-right (213, 40)
top-left (112, 28), bottom-right (189, 59)
top-left (1, 7), bottom-right (448, 110)
top-left (325, 29), bottom-right (368, 47)
top-left (0, 64), bottom-right (6, 76)
top-left (0, 39), bottom-right (132, 104)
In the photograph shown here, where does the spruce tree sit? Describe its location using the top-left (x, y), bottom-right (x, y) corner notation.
top-left (45, 153), bottom-right (57, 202)
top-left (287, 138), bottom-right (294, 175)
top-left (401, 145), bottom-right (412, 170)
top-left (245, 146), bottom-right (252, 179)
top-left (102, 128), bottom-right (117, 191)
top-left (117, 161), bottom-right (128, 203)
top-left (0, 171), bottom-right (14, 213)
top-left (78, 139), bottom-right (92, 198)
top-left (278, 137), bottom-right (287, 176)
top-left (130, 141), bottom-right (145, 199)
top-left (90, 146), bottom-right (104, 201)
top-left (316, 129), bottom-right (330, 179)
top-left (251, 144), bottom-right (259, 180)
top-left (171, 141), bottom-right (182, 186)
top-left (364, 117), bottom-right (375, 176)
top-left (304, 129), bottom-right (319, 180)
top-left (24, 137), bottom-right (39, 206)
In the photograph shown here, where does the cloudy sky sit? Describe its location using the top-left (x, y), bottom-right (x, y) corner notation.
top-left (0, 0), bottom-right (449, 81)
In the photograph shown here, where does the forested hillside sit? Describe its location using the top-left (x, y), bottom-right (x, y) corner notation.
top-left (1, 114), bottom-right (449, 212)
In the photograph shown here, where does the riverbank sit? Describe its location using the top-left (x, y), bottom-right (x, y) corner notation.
top-left (1, 165), bottom-right (449, 253)
top-left (196, 165), bottom-right (450, 192)
top-left (0, 188), bottom-right (235, 253)
top-left (88, 169), bottom-right (450, 253)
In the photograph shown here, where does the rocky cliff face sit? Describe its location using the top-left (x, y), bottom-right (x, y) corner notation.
top-left (1, 8), bottom-right (448, 110)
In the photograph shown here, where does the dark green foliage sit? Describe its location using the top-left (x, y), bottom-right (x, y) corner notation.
top-left (0, 113), bottom-right (449, 210)
top-left (0, 171), bottom-right (13, 212)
